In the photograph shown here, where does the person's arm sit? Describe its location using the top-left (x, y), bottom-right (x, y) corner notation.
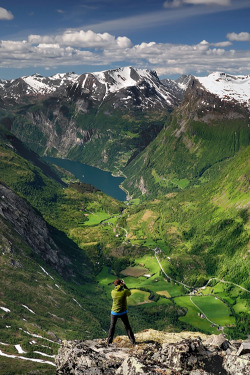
top-left (121, 280), bottom-right (131, 296)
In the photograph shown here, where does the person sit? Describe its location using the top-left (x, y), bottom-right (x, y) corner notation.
top-left (107, 278), bottom-right (136, 345)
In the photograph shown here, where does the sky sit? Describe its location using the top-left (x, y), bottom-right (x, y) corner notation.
top-left (0, 0), bottom-right (250, 80)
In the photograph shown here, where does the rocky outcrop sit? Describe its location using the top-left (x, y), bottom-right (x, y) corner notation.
top-left (0, 183), bottom-right (72, 275)
top-left (55, 329), bottom-right (250, 374)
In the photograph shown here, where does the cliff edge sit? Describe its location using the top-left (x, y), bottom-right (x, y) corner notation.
top-left (55, 329), bottom-right (250, 374)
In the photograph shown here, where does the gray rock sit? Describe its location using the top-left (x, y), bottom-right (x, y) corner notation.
top-left (55, 331), bottom-right (250, 375)
top-left (237, 342), bottom-right (250, 356)
top-left (204, 334), bottom-right (230, 350)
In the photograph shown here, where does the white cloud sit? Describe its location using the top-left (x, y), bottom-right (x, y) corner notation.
top-left (227, 32), bottom-right (250, 42)
top-left (61, 30), bottom-right (114, 47)
top-left (0, 40), bottom-right (28, 51)
top-left (163, 0), bottom-right (231, 7)
top-left (28, 30), bottom-right (132, 49)
top-left (211, 41), bottom-right (232, 47)
top-left (0, 30), bottom-right (249, 76)
top-left (0, 7), bottom-right (14, 20)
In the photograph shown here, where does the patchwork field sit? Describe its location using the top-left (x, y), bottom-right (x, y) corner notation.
top-left (121, 266), bottom-right (149, 277)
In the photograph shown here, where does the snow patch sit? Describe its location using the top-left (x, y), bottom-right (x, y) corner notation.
top-left (72, 298), bottom-right (85, 310)
top-left (15, 344), bottom-right (26, 354)
top-left (0, 349), bottom-right (56, 366)
top-left (39, 265), bottom-right (54, 280)
top-left (196, 72), bottom-right (250, 108)
top-left (19, 328), bottom-right (56, 343)
top-left (0, 307), bottom-right (10, 313)
top-left (22, 304), bottom-right (35, 314)
top-left (34, 351), bottom-right (55, 358)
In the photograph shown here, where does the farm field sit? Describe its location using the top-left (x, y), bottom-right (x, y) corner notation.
top-left (121, 266), bottom-right (149, 277)
top-left (83, 211), bottom-right (114, 226)
top-left (128, 290), bottom-right (152, 305)
top-left (174, 295), bottom-right (235, 334)
top-left (174, 296), bottom-right (219, 334)
top-left (192, 296), bottom-right (235, 326)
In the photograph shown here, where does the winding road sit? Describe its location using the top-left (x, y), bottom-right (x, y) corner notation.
top-left (151, 247), bottom-right (250, 330)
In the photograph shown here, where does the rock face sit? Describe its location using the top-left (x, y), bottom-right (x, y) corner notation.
top-left (0, 183), bottom-right (71, 275)
top-left (55, 330), bottom-right (250, 375)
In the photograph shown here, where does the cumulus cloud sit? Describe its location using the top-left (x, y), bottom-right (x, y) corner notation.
top-left (0, 7), bottom-right (14, 20)
top-left (163, 0), bottom-right (231, 7)
top-left (0, 29), bottom-right (249, 76)
top-left (227, 32), bottom-right (250, 42)
top-left (29, 29), bottom-right (132, 49)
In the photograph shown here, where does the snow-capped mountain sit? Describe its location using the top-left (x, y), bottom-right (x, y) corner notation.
top-left (69, 66), bottom-right (179, 110)
top-left (161, 75), bottom-right (193, 102)
top-left (0, 72), bottom-right (79, 102)
top-left (0, 67), bottom-right (179, 110)
top-left (195, 72), bottom-right (250, 110)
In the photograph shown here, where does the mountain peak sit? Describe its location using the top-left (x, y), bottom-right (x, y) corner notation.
top-left (195, 72), bottom-right (250, 109)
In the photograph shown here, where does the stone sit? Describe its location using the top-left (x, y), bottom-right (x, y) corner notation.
top-left (237, 342), bottom-right (250, 356)
top-left (55, 330), bottom-right (250, 375)
top-left (203, 334), bottom-right (230, 350)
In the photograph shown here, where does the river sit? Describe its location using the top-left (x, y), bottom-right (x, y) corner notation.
top-left (43, 157), bottom-right (126, 201)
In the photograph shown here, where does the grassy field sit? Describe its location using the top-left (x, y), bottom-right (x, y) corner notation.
top-left (83, 212), bottom-right (115, 226)
top-left (174, 296), bottom-right (219, 334)
top-left (0, 357), bottom-right (55, 375)
top-left (174, 294), bottom-right (235, 334)
top-left (128, 290), bottom-right (152, 305)
top-left (192, 296), bottom-right (235, 326)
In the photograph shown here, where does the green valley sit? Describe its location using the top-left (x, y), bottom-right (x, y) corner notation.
top-left (0, 70), bottom-right (249, 374)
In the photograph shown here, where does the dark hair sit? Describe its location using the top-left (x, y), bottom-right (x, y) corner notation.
top-left (114, 279), bottom-right (122, 286)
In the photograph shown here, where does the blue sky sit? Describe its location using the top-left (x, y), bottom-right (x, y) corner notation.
top-left (0, 0), bottom-right (249, 79)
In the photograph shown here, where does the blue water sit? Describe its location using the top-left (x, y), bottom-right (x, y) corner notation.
top-left (43, 157), bottom-right (126, 201)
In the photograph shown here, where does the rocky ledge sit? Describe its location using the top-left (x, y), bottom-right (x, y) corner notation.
top-left (55, 329), bottom-right (250, 375)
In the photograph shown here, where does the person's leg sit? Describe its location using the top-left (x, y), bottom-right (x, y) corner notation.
top-left (107, 314), bottom-right (118, 344)
top-left (121, 314), bottom-right (136, 344)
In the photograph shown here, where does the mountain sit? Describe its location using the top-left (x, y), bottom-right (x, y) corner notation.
top-left (0, 72), bottom-right (79, 104)
top-left (195, 72), bottom-right (250, 110)
top-left (0, 69), bottom-right (249, 373)
top-left (161, 74), bottom-right (192, 102)
top-left (123, 72), bottom-right (250, 198)
top-left (0, 67), bottom-right (180, 173)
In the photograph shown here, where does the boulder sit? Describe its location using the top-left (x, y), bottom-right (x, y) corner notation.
top-left (55, 330), bottom-right (250, 375)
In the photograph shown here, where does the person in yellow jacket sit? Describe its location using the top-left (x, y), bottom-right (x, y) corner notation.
top-left (107, 278), bottom-right (136, 345)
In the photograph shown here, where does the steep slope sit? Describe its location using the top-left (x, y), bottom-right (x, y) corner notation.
top-left (0, 67), bottom-right (178, 173)
top-left (123, 72), bottom-right (250, 198)
top-left (0, 126), bottom-right (125, 373)
top-left (0, 125), bottom-right (192, 374)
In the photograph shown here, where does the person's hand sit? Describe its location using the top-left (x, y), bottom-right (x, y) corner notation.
top-left (121, 279), bottom-right (125, 285)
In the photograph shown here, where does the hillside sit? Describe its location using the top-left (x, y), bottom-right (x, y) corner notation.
top-left (0, 69), bottom-right (249, 373)
top-left (122, 74), bottom-right (250, 198)
top-left (0, 126), bottom-right (187, 373)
